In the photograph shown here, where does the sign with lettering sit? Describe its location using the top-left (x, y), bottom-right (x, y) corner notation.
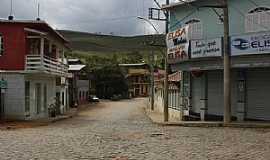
top-left (231, 32), bottom-right (270, 56)
top-left (191, 38), bottom-right (222, 58)
top-left (166, 26), bottom-right (189, 61)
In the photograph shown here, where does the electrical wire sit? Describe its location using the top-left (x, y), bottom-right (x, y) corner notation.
top-left (169, 9), bottom-right (198, 29)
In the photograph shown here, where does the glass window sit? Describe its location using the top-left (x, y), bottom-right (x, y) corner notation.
top-left (245, 7), bottom-right (270, 32)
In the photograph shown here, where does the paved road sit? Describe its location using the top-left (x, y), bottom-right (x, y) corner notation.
top-left (0, 98), bottom-right (270, 160)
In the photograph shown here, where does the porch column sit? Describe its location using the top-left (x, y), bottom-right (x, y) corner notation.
top-left (40, 37), bottom-right (45, 69)
top-left (200, 72), bottom-right (208, 121)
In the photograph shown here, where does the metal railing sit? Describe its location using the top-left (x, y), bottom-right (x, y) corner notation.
top-left (26, 54), bottom-right (68, 76)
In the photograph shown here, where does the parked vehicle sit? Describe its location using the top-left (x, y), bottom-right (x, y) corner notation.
top-left (111, 94), bottom-right (122, 101)
top-left (89, 95), bottom-right (100, 102)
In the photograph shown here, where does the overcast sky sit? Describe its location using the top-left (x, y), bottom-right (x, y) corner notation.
top-left (0, 0), bottom-right (166, 36)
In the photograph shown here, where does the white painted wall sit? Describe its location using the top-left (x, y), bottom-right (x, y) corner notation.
top-left (77, 80), bottom-right (89, 102)
top-left (25, 75), bottom-right (56, 120)
top-left (1, 74), bottom-right (25, 119)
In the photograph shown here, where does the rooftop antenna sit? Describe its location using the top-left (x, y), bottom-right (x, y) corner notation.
top-left (36, 1), bottom-right (41, 21)
top-left (8, 0), bottom-right (14, 20)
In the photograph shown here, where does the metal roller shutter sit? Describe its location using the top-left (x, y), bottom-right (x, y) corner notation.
top-left (208, 70), bottom-right (237, 117)
top-left (208, 71), bottom-right (224, 116)
top-left (191, 77), bottom-right (201, 114)
top-left (246, 69), bottom-right (270, 120)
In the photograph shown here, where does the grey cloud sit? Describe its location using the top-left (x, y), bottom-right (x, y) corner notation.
top-left (0, 0), bottom-right (166, 36)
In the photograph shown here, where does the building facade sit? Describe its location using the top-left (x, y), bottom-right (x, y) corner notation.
top-left (163, 0), bottom-right (270, 121)
top-left (154, 71), bottom-right (182, 121)
top-left (119, 63), bottom-right (150, 98)
top-left (68, 59), bottom-right (90, 106)
top-left (0, 19), bottom-right (69, 120)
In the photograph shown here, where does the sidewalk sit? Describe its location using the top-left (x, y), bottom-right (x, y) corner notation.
top-left (0, 108), bottom-right (78, 130)
top-left (145, 108), bottom-right (270, 128)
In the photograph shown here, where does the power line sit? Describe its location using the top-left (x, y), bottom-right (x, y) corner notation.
top-left (169, 9), bottom-right (198, 29)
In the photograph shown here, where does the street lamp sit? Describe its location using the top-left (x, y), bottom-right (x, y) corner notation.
top-left (137, 16), bottom-right (159, 34)
top-left (137, 16), bottom-right (158, 111)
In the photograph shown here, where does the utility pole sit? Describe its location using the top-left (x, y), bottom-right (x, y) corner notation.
top-left (150, 50), bottom-right (155, 111)
top-left (222, 0), bottom-right (231, 124)
top-left (163, 0), bottom-right (169, 122)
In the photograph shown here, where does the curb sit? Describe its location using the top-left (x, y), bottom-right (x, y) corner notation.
top-left (144, 108), bottom-right (270, 129)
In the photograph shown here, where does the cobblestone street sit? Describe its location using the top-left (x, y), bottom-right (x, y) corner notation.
top-left (0, 98), bottom-right (270, 160)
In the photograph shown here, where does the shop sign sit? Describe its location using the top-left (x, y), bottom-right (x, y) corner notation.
top-left (166, 26), bottom-right (189, 61)
top-left (191, 38), bottom-right (222, 58)
top-left (231, 32), bottom-right (270, 56)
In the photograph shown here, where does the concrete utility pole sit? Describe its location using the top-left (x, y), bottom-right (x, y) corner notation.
top-left (222, 0), bottom-right (231, 124)
top-left (137, 16), bottom-right (159, 111)
top-left (164, 0), bottom-right (169, 122)
top-left (151, 50), bottom-right (155, 111)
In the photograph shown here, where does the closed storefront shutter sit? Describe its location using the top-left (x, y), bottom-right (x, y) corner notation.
top-left (208, 70), bottom-right (237, 117)
top-left (208, 71), bottom-right (224, 116)
top-left (246, 69), bottom-right (270, 120)
top-left (191, 77), bottom-right (201, 114)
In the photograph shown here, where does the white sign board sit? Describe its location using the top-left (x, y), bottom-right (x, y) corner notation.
top-left (191, 38), bottom-right (222, 58)
top-left (231, 32), bottom-right (270, 56)
top-left (166, 26), bottom-right (189, 61)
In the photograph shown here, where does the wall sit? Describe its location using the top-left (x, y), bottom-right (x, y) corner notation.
top-left (25, 75), bottom-right (56, 120)
top-left (154, 88), bottom-right (182, 121)
top-left (0, 24), bottom-right (26, 70)
top-left (77, 79), bottom-right (89, 104)
top-left (1, 73), bottom-right (25, 120)
top-left (170, 0), bottom-right (270, 38)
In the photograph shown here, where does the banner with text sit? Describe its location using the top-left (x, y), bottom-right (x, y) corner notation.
top-left (231, 32), bottom-right (270, 56)
top-left (191, 38), bottom-right (222, 58)
top-left (166, 26), bottom-right (189, 61)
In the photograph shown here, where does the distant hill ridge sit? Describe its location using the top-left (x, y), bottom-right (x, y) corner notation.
top-left (58, 30), bottom-right (165, 53)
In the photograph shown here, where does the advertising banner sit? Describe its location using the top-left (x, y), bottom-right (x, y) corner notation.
top-left (166, 26), bottom-right (189, 61)
top-left (191, 38), bottom-right (222, 58)
top-left (231, 32), bottom-right (270, 56)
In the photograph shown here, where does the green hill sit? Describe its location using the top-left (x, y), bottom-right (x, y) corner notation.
top-left (58, 30), bottom-right (166, 53)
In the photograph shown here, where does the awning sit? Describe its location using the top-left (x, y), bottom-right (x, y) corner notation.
top-left (68, 65), bottom-right (86, 71)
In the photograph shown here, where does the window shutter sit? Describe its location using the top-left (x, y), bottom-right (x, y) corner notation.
top-left (260, 11), bottom-right (270, 31)
top-left (245, 14), bottom-right (253, 32)
top-left (187, 21), bottom-right (203, 40)
top-left (246, 8), bottom-right (270, 33)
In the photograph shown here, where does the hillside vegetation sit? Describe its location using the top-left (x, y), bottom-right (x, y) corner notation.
top-left (59, 30), bottom-right (166, 98)
top-left (58, 30), bottom-right (166, 54)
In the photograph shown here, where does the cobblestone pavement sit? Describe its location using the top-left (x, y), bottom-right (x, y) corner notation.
top-left (0, 98), bottom-right (270, 160)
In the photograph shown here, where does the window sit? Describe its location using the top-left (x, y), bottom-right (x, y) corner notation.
top-left (62, 92), bottom-right (65, 106)
top-left (25, 81), bottom-right (30, 117)
top-left (185, 19), bottom-right (203, 40)
top-left (245, 7), bottom-right (270, 32)
top-left (44, 85), bottom-right (47, 111)
top-left (0, 34), bottom-right (3, 56)
top-left (35, 83), bottom-right (42, 114)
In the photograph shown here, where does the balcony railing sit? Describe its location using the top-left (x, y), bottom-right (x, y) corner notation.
top-left (26, 55), bottom-right (68, 76)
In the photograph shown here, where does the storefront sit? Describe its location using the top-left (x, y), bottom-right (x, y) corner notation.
top-left (171, 32), bottom-right (270, 121)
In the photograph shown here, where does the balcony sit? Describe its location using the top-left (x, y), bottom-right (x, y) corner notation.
top-left (25, 55), bottom-right (68, 77)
